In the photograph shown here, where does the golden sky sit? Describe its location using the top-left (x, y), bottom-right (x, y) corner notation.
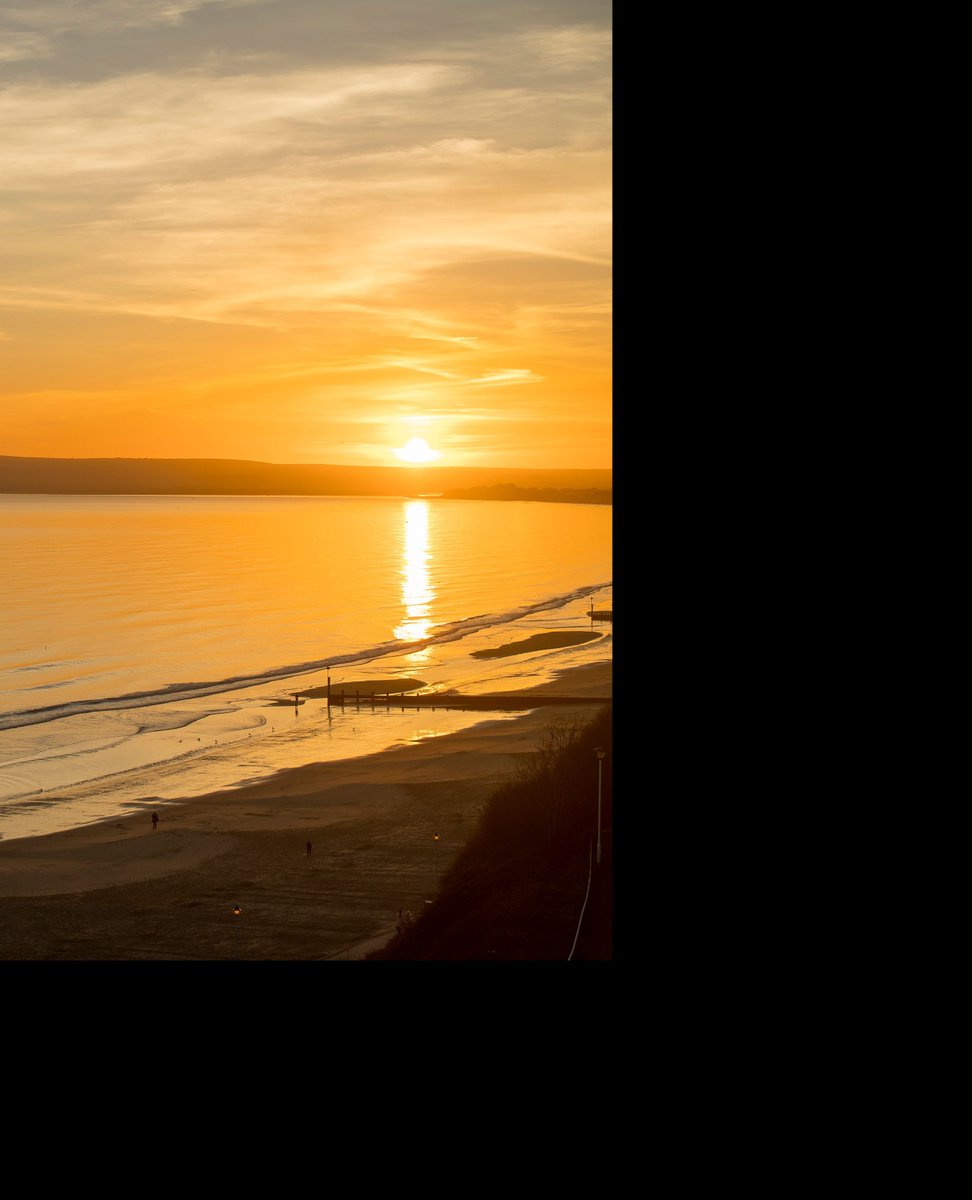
top-left (0, 1), bottom-right (611, 469)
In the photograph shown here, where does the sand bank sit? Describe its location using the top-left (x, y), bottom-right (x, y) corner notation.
top-left (471, 631), bottom-right (602, 659)
top-left (0, 661), bottom-right (611, 960)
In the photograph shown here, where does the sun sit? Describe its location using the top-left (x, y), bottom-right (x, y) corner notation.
top-left (394, 437), bottom-right (440, 464)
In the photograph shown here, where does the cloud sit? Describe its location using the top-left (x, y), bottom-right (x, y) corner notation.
top-left (2, 1), bottom-right (267, 37)
top-left (408, 334), bottom-right (479, 345)
top-left (469, 369), bottom-right (544, 387)
top-left (0, 63), bottom-right (460, 185)
top-left (0, 47), bottom-right (608, 331)
top-left (0, 33), bottom-right (54, 62)
top-left (516, 24), bottom-right (613, 71)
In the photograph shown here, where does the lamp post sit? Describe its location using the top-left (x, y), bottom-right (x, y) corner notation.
top-left (595, 747), bottom-right (606, 865)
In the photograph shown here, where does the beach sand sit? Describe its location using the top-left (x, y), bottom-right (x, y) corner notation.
top-left (0, 660), bottom-right (611, 961)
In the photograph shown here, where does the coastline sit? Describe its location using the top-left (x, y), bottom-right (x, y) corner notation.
top-left (0, 660), bottom-right (611, 960)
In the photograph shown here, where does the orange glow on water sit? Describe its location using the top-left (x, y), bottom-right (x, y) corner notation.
top-left (395, 501), bottom-right (434, 650)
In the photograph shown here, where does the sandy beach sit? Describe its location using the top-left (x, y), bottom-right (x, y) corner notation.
top-left (0, 660), bottom-right (611, 961)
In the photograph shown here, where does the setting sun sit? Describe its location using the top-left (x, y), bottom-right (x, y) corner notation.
top-left (394, 437), bottom-right (440, 464)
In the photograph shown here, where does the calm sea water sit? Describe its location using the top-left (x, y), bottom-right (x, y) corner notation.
top-left (0, 494), bottom-right (612, 841)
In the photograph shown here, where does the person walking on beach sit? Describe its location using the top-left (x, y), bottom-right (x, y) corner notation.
top-left (151, 811), bottom-right (159, 831)
top-left (306, 840), bottom-right (312, 857)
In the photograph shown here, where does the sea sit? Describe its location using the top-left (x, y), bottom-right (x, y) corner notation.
top-left (0, 493), bottom-right (612, 842)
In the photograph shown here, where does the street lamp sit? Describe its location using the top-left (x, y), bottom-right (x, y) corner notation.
top-left (594, 747), bottom-right (606, 865)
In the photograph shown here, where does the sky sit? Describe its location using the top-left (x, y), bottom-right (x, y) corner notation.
top-left (0, 0), bottom-right (612, 469)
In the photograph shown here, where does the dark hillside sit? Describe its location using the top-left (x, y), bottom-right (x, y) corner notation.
top-left (368, 706), bottom-right (612, 961)
top-left (0, 456), bottom-right (611, 498)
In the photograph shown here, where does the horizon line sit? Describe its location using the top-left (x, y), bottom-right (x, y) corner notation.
top-left (0, 453), bottom-right (612, 472)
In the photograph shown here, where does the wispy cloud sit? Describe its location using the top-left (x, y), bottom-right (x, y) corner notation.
top-left (1, 1), bottom-right (268, 62)
top-left (3, 1), bottom-right (266, 36)
top-left (0, 32), bottom-right (53, 62)
top-left (0, 51), bottom-right (608, 329)
top-left (469, 369), bottom-right (544, 387)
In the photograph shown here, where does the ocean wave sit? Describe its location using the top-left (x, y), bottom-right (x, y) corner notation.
top-left (0, 582), bottom-right (610, 732)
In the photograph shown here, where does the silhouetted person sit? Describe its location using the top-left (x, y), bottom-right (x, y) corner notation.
top-left (306, 840), bottom-right (312, 857)
top-left (151, 811), bottom-right (159, 831)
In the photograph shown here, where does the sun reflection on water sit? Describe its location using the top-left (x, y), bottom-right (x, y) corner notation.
top-left (394, 501), bottom-right (435, 656)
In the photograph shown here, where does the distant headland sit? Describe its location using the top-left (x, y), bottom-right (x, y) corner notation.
top-left (0, 456), bottom-right (612, 503)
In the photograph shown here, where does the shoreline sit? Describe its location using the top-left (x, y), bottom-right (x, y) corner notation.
top-left (0, 628), bottom-right (611, 844)
top-left (0, 661), bottom-right (611, 960)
